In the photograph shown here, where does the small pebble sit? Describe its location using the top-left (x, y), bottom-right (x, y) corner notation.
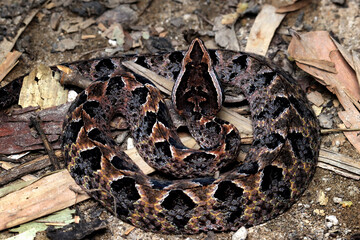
top-left (333, 197), bottom-right (342, 204)
top-left (170, 17), bottom-right (184, 27)
top-left (67, 90), bottom-right (78, 102)
top-left (307, 91), bottom-right (325, 107)
top-left (318, 190), bottom-right (328, 206)
top-left (331, 0), bottom-right (346, 6)
top-left (303, 204), bottom-right (311, 209)
top-left (318, 114), bottom-right (333, 129)
top-left (325, 215), bottom-right (339, 229)
top-left (127, 138), bottom-right (134, 149)
top-left (232, 226), bottom-right (247, 240)
top-left (348, 186), bottom-right (360, 196)
top-left (313, 209), bottom-right (325, 216)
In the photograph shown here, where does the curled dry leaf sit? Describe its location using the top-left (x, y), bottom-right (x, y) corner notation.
top-left (295, 58), bottom-right (337, 74)
top-left (288, 31), bottom-right (360, 153)
top-left (245, 5), bottom-right (285, 56)
top-left (0, 51), bottom-right (21, 82)
top-left (276, 0), bottom-right (312, 14)
top-left (220, 3), bottom-right (248, 25)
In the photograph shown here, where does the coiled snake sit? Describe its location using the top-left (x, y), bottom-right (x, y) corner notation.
top-left (1, 38), bottom-right (320, 234)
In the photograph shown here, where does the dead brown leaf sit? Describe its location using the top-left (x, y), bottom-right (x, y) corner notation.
top-left (288, 31), bottom-right (360, 153)
top-left (276, 0), bottom-right (312, 14)
top-left (0, 51), bottom-right (22, 82)
top-left (245, 5), bottom-right (285, 56)
top-left (295, 58), bottom-right (337, 74)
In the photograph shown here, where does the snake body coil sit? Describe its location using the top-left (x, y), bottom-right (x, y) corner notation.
top-left (1, 38), bottom-right (320, 234)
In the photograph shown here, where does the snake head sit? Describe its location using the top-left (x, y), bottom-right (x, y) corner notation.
top-left (172, 38), bottom-right (223, 119)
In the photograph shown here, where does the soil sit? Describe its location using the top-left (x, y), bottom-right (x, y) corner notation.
top-left (0, 0), bottom-right (360, 239)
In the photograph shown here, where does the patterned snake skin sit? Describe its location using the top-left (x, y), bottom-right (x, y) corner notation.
top-left (1, 38), bottom-right (320, 234)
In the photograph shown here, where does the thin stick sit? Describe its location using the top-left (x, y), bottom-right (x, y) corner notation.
top-left (30, 116), bottom-right (61, 170)
top-left (321, 128), bottom-right (360, 134)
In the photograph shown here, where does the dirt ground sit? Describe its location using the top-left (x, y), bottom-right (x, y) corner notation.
top-left (1, 0), bottom-right (360, 239)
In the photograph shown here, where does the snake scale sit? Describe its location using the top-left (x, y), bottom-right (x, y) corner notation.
top-left (0, 38), bottom-right (320, 234)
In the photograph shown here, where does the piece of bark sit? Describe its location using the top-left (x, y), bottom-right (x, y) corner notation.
top-left (0, 170), bottom-right (88, 231)
top-left (319, 148), bottom-right (360, 180)
top-left (18, 64), bottom-right (68, 109)
top-left (245, 5), bottom-right (285, 56)
top-left (46, 219), bottom-right (107, 240)
top-left (30, 116), bottom-right (61, 170)
top-left (0, 103), bottom-right (70, 155)
top-left (0, 51), bottom-right (22, 82)
top-left (0, 151), bottom-right (62, 186)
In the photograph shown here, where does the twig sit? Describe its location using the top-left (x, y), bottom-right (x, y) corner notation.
top-left (30, 116), bottom-right (61, 170)
top-left (194, 10), bottom-right (214, 26)
top-left (321, 128), bottom-right (360, 134)
top-left (0, 156), bottom-right (24, 163)
top-left (57, 65), bottom-right (92, 89)
top-left (0, 151), bottom-right (62, 186)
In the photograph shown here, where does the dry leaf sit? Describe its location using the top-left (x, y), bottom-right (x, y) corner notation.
top-left (276, 0), bottom-right (312, 13)
top-left (317, 190), bottom-right (328, 206)
top-left (245, 5), bottom-right (285, 56)
top-left (288, 30), bottom-right (360, 153)
top-left (221, 13), bottom-right (239, 25)
top-left (295, 58), bottom-right (337, 73)
top-left (0, 51), bottom-right (21, 82)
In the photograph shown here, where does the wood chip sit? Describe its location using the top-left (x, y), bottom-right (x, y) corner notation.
top-left (0, 170), bottom-right (88, 231)
top-left (245, 5), bottom-right (285, 56)
top-left (50, 12), bottom-right (61, 30)
top-left (81, 35), bottom-right (96, 40)
top-left (18, 64), bottom-right (68, 109)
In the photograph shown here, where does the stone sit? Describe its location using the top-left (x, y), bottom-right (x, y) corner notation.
top-left (325, 215), bottom-right (339, 228)
top-left (232, 226), bottom-right (248, 240)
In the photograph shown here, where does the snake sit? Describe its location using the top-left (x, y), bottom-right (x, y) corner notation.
top-left (0, 38), bottom-right (320, 234)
